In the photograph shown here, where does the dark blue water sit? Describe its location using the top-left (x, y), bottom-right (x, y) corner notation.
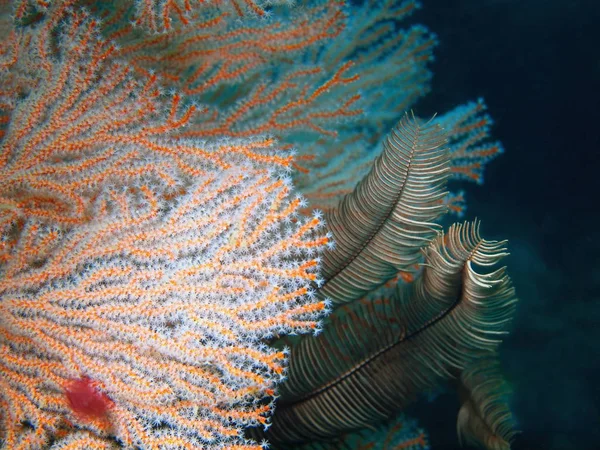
top-left (414, 1), bottom-right (600, 449)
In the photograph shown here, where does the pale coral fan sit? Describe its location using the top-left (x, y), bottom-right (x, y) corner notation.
top-left (433, 99), bottom-right (504, 186)
top-left (0, 6), bottom-right (293, 262)
top-left (96, 0), bottom-right (355, 141)
top-left (0, 163), bottom-right (328, 448)
top-left (10, 0), bottom-right (292, 31)
top-left (0, 5), bottom-right (328, 449)
top-left (131, 0), bottom-right (299, 33)
top-left (288, 0), bottom-right (438, 208)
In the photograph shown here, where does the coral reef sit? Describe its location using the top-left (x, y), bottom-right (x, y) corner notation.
top-left (0, 1), bottom-right (516, 449)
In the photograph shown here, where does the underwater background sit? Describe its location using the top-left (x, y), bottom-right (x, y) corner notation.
top-left (1, 0), bottom-right (599, 449)
top-left (413, 1), bottom-right (600, 449)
